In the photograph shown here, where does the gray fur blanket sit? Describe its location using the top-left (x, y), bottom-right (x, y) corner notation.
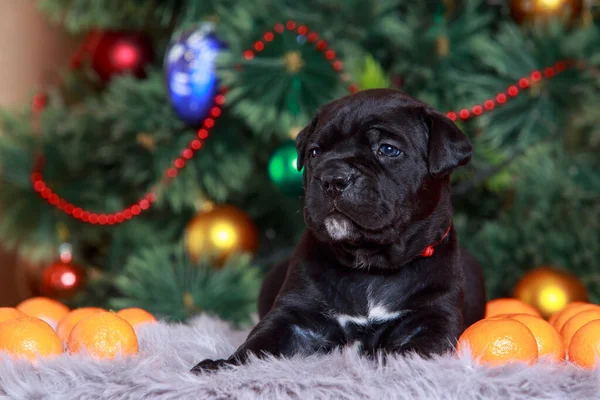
top-left (0, 314), bottom-right (598, 399)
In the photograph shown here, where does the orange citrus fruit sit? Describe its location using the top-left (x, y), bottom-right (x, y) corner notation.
top-left (56, 307), bottom-right (105, 344)
top-left (0, 307), bottom-right (26, 324)
top-left (67, 312), bottom-right (139, 359)
top-left (485, 298), bottom-right (541, 318)
top-left (505, 314), bottom-right (565, 361)
top-left (16, 297), bottom-right (70, 329)
top-left (560, 309), bottom-right (600, 351)
top-left (487, 313), bottom-right (542, 320)
top-left (549, 301), bottom-right (587, 325)
top-left (553, 303), bottom-right (599, 333)
top-left (568, 319), bottom-right (600, 369)
top-left (457, 318), bottom-right (539, 366)
top-left (0, 316), bottom-right (63, 361)
top-left (116, 308), bottom-right (157, 328)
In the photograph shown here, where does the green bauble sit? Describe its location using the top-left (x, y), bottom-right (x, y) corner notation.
top-left (268, 141), bottom-right (304, 196)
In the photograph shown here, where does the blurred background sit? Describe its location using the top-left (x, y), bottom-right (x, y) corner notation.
top-left (0, 0), bottom-right (598, 324)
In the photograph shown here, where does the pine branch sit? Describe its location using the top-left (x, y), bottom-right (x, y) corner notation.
top-left (453, 150), bottom-right (523, 196)
top-left (456, 144), bottom-right (600, 300)
top-left (37, 0), bottom-right (181, 33)
top-left (110, 244), bottom-right (262, 325)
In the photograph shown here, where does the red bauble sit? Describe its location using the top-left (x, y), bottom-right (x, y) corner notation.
top-left (91, 31), bottom-right (153, 81)
top-left (40, 261), bottom-right (86, 299)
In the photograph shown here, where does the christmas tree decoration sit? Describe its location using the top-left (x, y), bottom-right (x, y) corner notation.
top-left (268, 141), bottom-right (304, 196)
top-left (513, 266), bottom-right (588, 319)
top-left (184, 205), bottom-right (258, 264)
top-left (91, 31), bottom-right (154, 81)
top-left (220, 21), bottom-right (352, 132)
top-left (510, 0), bottom-right (584, 24)
top-left (288, 126), bottom-right (303, 140)
top-left (1, 0), bottom-right (599, 331)
top-left (164, 23), bottom-right (225, 126)
top-left (40, 260), bottom-right (87, 299)
top-left (357, 54), bottom-right (390, 90)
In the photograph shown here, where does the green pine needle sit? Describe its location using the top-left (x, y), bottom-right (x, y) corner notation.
top-left (358, 54), bottom-right (390, 90)
top-left (110, 244), bottom-right (262, 326)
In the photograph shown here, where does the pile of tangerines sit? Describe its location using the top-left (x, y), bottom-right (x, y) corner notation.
top-left (0, 297), bottom-right (156, 361)
top-left (2, 296), bottom-right (600, 370)
top-left (457, 298), bottom-right (600, 369)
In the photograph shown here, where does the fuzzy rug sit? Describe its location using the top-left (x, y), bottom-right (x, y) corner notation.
top-left (1, 315), bottom-right (599, 400)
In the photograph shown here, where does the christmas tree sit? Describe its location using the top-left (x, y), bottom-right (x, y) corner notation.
top-left (0, 0), bottom-right (598, 324)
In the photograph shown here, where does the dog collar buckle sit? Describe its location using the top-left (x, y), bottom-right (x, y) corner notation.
top-left (421, 246), bottom-right (435, 257)
top-left (421, 225), bottom-right (452, 258)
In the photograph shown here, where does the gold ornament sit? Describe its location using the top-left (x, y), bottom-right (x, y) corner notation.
top-left (510, 0), bottom-right (584, 24)
top-left (436, 35), bottom-right (450, 58)
top-left (288, 126), bottom-right (303, 140)
top-left (184, 205), bottom-right (258, 265)
top-left (136, 133), bottom-right (156, 150)
top-left (282, 51), bottom-right (304, 73)
top-left (513, 266), bottom-right (588, 319)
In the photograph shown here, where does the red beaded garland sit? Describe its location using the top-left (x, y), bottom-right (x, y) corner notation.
top-left (31, 89), bottom-right (225, 224)
top-left (30, 20), bottom-right (574, 226)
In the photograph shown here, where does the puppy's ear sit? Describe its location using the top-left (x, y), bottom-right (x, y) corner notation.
top-left (295, 116), bottom-right (318, 171)
top-left (426, 110), bottom-right (472, 177)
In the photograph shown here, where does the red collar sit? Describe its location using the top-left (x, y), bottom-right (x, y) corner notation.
top-left (421, 225), bottom-right (452, 257)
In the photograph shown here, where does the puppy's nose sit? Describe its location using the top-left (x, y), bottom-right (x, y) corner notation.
top-left (320, 172), bottom-right (354, 197)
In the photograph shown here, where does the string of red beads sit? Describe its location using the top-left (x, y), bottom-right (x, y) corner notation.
top-left (31, 92), bottom-right (225, 225)
top-left (242, 20), bottom-right (358, 94)
top-left (445, 59), bottom-right (574, 122)
top-left (30, 20), bottom-right (574, 225)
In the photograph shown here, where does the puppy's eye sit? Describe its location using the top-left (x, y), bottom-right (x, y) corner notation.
top-left (310, 147), bottom-right (321, 158)
top-left (378, 144), bottom-right (402, 157)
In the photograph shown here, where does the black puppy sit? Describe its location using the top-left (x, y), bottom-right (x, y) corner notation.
top-left (192, 89), bottom-right (486, 373)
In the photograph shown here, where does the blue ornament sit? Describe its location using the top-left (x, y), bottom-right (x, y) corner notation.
top-left (164, 23), bottom-right (224, 126)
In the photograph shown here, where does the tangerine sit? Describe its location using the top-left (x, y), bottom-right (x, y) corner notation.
top-left (548, 301), bottom-right (587, 325)
top-left (16, 297), bottom-right (70, 329)
top-left (568, 319), bottom-right (600, 369)
top-left (506, 313), bottom-right (564, 361)
top-left (0, 307), bottom-right (26, 324)
top-left (0, 316), bottom-right (63, 361)
top-left (560, 309), bottom-right (600, 352)
top-left (56, 307), bottom-right (105, 344)
top-left (67, 312), bottom-right (138, 359)
top-left (116, 308), bottom-right (157, 328)
top-left (553, 303), bottom-right (599, 333)
top-left (457, 318), bottom-right (539, 366)
top-left (485, 298), bottom-right (541, 318)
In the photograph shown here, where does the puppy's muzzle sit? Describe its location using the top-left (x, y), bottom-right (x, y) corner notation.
top-left (318, 166), bottom-right (356, 198)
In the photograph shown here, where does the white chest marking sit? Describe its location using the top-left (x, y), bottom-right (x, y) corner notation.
top-left (292, 325), bottom-right (323, 341)
top-left (335, 304), bottom-right (403, 328)
top-left (324, 216), bottom-right (352, 241)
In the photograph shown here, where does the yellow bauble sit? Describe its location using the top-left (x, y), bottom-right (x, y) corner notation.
top-left (510, 0), bottom-right (583, 24)
top-left (185, 205), bottom-right (258, 265)
top-left (513, 266), bottom-right (588, 319)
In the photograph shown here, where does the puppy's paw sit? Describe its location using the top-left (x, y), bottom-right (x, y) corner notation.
top-left (190, 358), bottom-right (233, 374)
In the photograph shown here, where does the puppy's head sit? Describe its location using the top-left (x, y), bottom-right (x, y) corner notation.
top-left (297, 89), bottom-right (472, 247)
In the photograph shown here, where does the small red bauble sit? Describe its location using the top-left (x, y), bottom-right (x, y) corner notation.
top-left (91, 31), bottom-right (153, 81)
top-left (40, 261), bottom-right (86, 299)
